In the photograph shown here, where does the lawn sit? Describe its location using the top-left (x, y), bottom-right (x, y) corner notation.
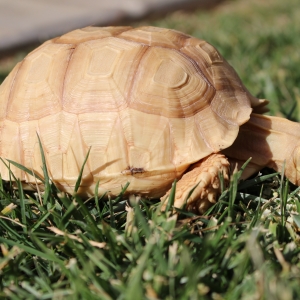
top-left (1, 0), bottom-right (300, 299)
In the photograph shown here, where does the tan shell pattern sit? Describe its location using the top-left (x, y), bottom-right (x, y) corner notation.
top-left (0, 26), bottom-right (253, 197)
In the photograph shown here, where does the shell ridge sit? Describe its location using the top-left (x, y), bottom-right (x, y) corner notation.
top-left (126, 45), bottom-right (150, 109)
top-left (178, 48), bottom-right (214, 88)
top-left (61, 46), bottom-right (76, 109)
top-left (6, 62), bottom-right (23, 120)
top-left (210, 99), bottom-right (239, 126)
top-left (167, 118), bottom-right (183, 173)
top-left (71, 115), bottom-right (92, 182)
top-left (194, 115), bottom-right (215, 152)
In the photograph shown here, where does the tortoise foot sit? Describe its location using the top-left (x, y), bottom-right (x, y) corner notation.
top-left (161, 154), bottom-right (230, 214)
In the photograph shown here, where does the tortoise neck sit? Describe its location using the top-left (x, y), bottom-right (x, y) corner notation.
top-left (223, 113), bottom-right (300, 184)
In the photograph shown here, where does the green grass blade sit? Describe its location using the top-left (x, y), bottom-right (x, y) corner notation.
top-left (16, 179), bottom-right (27, 233)
top-left (164, 179), bottom-right (176, 212)
top-left (74, 147), bottom-right (91, 193)
top-left (5, 159), bottom-right (44, 182)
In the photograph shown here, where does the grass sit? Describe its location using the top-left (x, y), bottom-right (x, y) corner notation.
top-left (1, 157), bottom-right (300, 299)
top-left (1, 0), bottom-right (300, 299)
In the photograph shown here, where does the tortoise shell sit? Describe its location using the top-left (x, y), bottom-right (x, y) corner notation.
top-left (0, 26), bottom-right (254, 197)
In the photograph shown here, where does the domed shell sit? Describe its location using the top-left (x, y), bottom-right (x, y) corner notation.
top-left (0, 26), bottom-right (253, 197)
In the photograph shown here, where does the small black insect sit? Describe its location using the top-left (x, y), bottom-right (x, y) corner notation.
top-left (122, 166), bottom-right (145, 175)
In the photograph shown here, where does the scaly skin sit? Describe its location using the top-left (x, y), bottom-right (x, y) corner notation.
top-left (223, 113), bottom-right (300, 185)
top-left (161, 154), bottom-right (230, 214)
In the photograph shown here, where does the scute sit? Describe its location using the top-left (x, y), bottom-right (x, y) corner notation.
top-left (0, 120), bottom-right (22, 179)
top-left (119, 108), bottom-right (174, 172)
top-left (0, 62), bottom-right (21, 121)
top-left (25, 53), bottom-right (52, 83)
top-left (128, 46), bottom-right (215, 118)
top-left (0, 26), bottom-right (254, 198)
top-left (6, 42), bottom-right (71, 122)
top-left (62, 37), bottom-right (146, 114)
top-left (181, 40), bottom-right (252, 125)
top-left (153, 59), bottom-right (188, 88)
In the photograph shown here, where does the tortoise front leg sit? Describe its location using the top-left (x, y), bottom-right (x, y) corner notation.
top-left (161, 154), bottom-right (230, 214)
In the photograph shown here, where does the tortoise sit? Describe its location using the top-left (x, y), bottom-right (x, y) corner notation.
top-left (0, 26), bottom-right (300, 214)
